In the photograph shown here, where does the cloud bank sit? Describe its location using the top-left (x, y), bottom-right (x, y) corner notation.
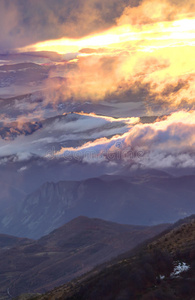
top-left (0, 109), bottom-right (194, 171)
top-left (56, 110), bottom-right (195, 169)
top-left (0, 112), bottom-right (139, 159)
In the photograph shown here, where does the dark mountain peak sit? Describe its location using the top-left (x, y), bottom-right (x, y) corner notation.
top-left (50, 215), bottom-right (93, 233)
top-left (66, 215), bottom-right (91, 225)
top-left (38, 216), bottom-right (116, 244)
top-left (57, 216), bottom-right (126, 232)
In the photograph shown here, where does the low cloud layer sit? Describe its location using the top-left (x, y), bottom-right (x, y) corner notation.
top-left (0, 0), bottom-right (194, 174)
top-left (0, 112), bottom-right (139, 160)
top-left (0, 110), bottom-right (194, 171)
top-left (56, 110), bottom-right (195, 169)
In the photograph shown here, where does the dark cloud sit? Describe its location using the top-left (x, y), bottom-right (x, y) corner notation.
top-left (0, 0), bottom-right (138, 52)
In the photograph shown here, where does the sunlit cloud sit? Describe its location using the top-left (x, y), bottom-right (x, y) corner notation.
top-left (17, 0), bottom-right (195, 109)
top-left (1, 0), bottom-right (195, 172)
top-left (55, 110), bottom-right (195, 168)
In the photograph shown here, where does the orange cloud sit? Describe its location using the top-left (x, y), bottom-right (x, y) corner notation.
top-left (18, 0), bottom-right (195, 109)
top-left (117, 0), bottom-right (195, 26)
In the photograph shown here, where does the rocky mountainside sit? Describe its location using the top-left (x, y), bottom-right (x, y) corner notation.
top-left (36, 215), bottom-right (195, 300)
top-left (0, 217), bottom-right (169, 299)
top-left (1, 174), bottom-right (194, 239)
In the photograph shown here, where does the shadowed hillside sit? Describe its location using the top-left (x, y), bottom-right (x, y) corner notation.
top-left (0, 234), bottom-right (32, 251)
top-left (0, 217), bottom-right (169, 299)
top-left (34, 215), bottom-right (195, 300)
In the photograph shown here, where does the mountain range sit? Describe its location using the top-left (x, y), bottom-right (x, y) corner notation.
top-left (0, 216), bottom-right (169, 299)
top-left (1, 173), bottom-right (194, 239)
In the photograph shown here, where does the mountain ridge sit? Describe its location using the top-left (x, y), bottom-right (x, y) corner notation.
top-left (0, 217), bottom-right (169, 299)
top-left (1, 174), bottom-right (194, 239)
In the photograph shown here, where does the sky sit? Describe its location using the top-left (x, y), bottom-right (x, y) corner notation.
top-left (9, 0), bottom-right (194, 107)
top-left (0, 0), bottom-right (195, 172)
top-left (0, 0), bottom-right (133, 51)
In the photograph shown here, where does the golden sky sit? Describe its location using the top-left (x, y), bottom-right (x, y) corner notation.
top-left (19, 0), bottom-right (195, 109)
